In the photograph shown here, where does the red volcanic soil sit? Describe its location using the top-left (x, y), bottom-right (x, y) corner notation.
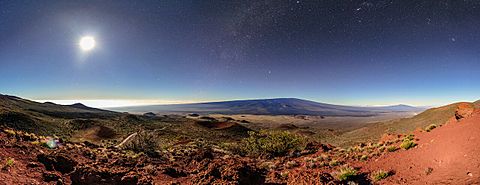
top-left (364, 108), bottom-right (480, 184)
top-left (0, 130), bottom-right (265, 185)
top-left (1, 102), bottom-right (479, 184)
top-left (0, 142), bottom-right (47, 184)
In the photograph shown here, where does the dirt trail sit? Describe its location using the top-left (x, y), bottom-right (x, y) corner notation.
top-left (365, 109), bottom-right (480, 184)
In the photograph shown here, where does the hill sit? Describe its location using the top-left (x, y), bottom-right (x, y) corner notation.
top-left (0, 95), bottom-right (120, 119)
top-left (336, 102), bottom-right (471, 146)
top-left (0, 104), bottom-right (475, 184)
top-left (111, 98), bottom-right (425, 116)
top-left (364, 108), bottom-right (480, 184)
top-left (0, 94), bottom-right (124, 136)
top-left (0, 94), bottom-right (252, 145)
top-left (475, 100), bottom-right (480, 108)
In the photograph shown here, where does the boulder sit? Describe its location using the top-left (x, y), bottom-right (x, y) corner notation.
top-left (455, 103), bottom-right (475, 121)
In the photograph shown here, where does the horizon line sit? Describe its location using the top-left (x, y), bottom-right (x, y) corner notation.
top-left (33, 97), bottom-right (437, 109)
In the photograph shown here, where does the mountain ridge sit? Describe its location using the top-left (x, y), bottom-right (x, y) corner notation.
top-left (110, 98), bottom-right (425, 116)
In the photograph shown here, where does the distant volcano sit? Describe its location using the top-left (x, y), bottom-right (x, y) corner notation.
top-left (110, 98), bottom-right (425, 116)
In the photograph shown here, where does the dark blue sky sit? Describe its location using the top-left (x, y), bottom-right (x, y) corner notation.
top-left (0, 0), bottom-right (479, 106)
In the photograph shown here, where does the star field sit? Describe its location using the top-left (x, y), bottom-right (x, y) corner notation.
top-left (0, 0), bottom-right (480, 106)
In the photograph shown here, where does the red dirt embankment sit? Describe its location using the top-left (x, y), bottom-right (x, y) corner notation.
top-left (0, 128), bottom-right (267, 185)
top-left (365, 103), bottom-right (480, 184)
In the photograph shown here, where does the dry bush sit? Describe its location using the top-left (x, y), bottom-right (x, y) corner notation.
top-left (425, 124), bottom-right (437, 132)
top-left (334, 166), bottom-right (357, 181)
top-left (386, 145), bottom-right (398, 152)
top-left (239, 130), bottom-right (305, 157)
top-left (123, 131), bottom-right (160, 156)
top-left (371, 170), bottom-right (390, 181)
top-left (400, 138), bottom-right (417, 150)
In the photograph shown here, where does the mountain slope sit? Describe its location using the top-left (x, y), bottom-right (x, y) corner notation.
top-left (0, 94), bottom-right (129, 138)
top-left (111, 98), bottom-right (425, 116)
top-left (0, 94), bottom-right (119, 119)
top-left (0, 94), bottom-right (254, 145)
top-left (338, 102), bottom-right (470, 146)
top-left (365, 108), bottom-right (480, 184)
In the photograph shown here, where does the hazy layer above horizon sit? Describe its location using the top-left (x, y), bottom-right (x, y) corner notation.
top-left (33, 98), bottom-right (430, 110)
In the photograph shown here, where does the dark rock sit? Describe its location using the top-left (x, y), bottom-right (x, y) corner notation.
top-left (26, 162), bottom-right (40, 168)
top-left (319, 173), bottom-right (334, 183)
top-left (188, 113), bottom-right (200, 117)
top-left (83, 141), bottom-right (99, 148)
top-left (37, 153), bottom-right (77, 174)
top-left (240, 120), bottom-right (250, 123)
top-left (163, 167), bottom-right (187, 178)
top-left (121, 172), bottom-right (139, 185)
top-left (143, 112), bottom-right (156, 118)
top-left (70, 167), bottom-right (125, 184)
top-left (43, 172), bottom-right (61, 182)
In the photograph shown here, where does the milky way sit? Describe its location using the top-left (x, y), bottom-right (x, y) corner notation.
top-left (0, 0), bottom-right (479, 105)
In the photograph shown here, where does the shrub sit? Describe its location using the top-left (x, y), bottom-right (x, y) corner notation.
top-left (334, 166), bottom-right (357, 181)
top-left (123, 131), bottom-right (160, 156)
top-left (280, 171), bottom-right (289, 179)
top-left (329, 159), bottom-right (340, 167)
top-left (239, 130), bottom-right (305, 157)
top-left (285, 161), bottom-right (299, 169)
top-left (2, 158), bottom-right (14, 170)
top-left (319, 154), bottom-right (330, 161)
top-left (378, 146), bottom-right (385, 152)
top-left (259, 161), bottom-right (276, 171)
top-left (400, 139), bottom-right (417, 150)
top-left (360, 155), bottom-right (368, 161)
top-left (371, 170), bottom-right (390, 181)
top-left (304, 157), bottom-right (316, 163)
top-left (318, 161), bottom-right (328, 167)
top-left (425, 167), bottom-right (433, 175)
top-left (306, 162), bottom-right (317, 168)
top-left (386, 146), bottom-right (398, 152)
top-left (404, 134), bottom-right (415, 141)
top-left (5, 158), bottom-right (14, 167)
top-left (425, 124), bottom-right (437, 132)
top-left (3, 129), bottom-right (16, 136)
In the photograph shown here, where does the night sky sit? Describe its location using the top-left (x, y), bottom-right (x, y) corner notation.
top-left (1, 0), bottom-right (479, 107)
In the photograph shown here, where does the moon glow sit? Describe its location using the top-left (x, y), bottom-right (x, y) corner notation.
top-left (79, 36), bottom-right (96, 51)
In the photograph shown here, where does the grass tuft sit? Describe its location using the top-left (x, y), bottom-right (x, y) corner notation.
top-left (386, 145), bottom-right (398, 152)
top-left (400, 139), bottom-right (417, 150)
top-left (334, 166), bottom-right (357, 181)
top-left (371, 170), bottom-right (390, 181)
top-left (425, 124), bottom-right (437, 132)
top-left (329, 159), bottom-right (340, 167)
top-left (2, 158), bottom-right (15, 170)
top-left (5, 158), bottom-right (14, 167)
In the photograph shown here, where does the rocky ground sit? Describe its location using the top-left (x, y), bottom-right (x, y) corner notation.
top-left (0, 103), bottom-right (478, 185)
top-left (0, 126), bottom-right (425, 185)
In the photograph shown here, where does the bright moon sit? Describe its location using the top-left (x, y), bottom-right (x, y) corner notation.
top-left (79, 36), bottom-right (96, 51)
